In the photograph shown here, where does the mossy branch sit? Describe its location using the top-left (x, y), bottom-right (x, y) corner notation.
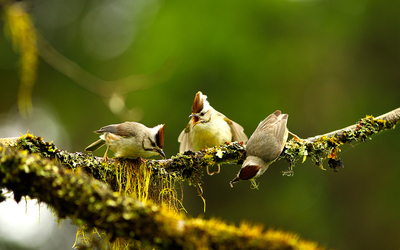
top-left (0, 135), bottom-right (246, 192)
top-left (305, 108), bottom-right (400, 143)
top-left (279, 107), bottom-right (400, 175)
top-left (1, 107), bottom-right (399, 181)
top-left (0, 144), bottom-right (322, 250)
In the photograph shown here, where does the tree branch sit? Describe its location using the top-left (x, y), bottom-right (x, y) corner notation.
top-left (1, 108), bottom-right (399, 180)
top-left (305, 107), bottom-right (400, 143)
top-left (284, 107), bottom-right (400, 174)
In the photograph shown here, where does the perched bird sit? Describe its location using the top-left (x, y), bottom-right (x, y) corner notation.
top-left (178, 91), bottom-right (248, 175)
top-left (230, 110), bottom-right (293, 187)
top-left (85, 122), bottom-right (166, 161)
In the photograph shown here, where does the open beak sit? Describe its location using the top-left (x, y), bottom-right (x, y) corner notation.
top-left (157, 148), bottom-right (166, 159)
top-left (189, 114), bottom-right (199, 126)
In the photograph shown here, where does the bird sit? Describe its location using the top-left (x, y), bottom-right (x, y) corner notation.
top-left (230, 110), bottom-right (295, 187)
top-left (85, 122), bottom-right (166, 161)
top-left (178, 91), bottom-right (248, 175)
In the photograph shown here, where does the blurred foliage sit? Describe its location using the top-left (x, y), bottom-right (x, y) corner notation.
top-left (3, 2), bottom-right (38, 118)
top-left (1, 0), bottom-right (400, 249)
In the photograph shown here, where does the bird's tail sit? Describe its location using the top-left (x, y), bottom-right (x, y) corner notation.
top-left (85, 139), bottom-right (105, 152)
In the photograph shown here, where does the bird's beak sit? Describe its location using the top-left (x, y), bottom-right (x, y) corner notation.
top-left (229, 177), bottom-right (240, 188)
top-left (189, 114), bottom-right (199, 125)
top-left (157, 148), bottom-right (166, 159)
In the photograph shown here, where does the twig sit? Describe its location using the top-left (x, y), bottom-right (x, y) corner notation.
top-left (37, 33), bottom-right (176, 98)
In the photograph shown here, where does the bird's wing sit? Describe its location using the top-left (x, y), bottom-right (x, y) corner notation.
top-left (95, 122), bottom-right (138, 137)
top-left (246, 110), bottom-right (288, 160)
top-left (253, 110), bottom-right (282, 132)
top-left (274, 114), bottom-right (289, 150)
top-left (178, 123), bottom-right (193, 152)
top-left (223, 116), bottom-right (248, 143)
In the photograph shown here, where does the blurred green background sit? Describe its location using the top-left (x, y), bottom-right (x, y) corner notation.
top-left (1, 0), bottom-right (400, 249)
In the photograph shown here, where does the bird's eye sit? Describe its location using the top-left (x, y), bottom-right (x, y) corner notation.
top-left (151, 141), bottom-right (156, 147)
top-left (200, 112), bottom-right (205, 116)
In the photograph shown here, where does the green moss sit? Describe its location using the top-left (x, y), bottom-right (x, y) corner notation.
top-left (280, 139), bottom-right (307, 176)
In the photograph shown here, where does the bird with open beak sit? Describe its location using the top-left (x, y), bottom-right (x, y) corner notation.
top-left (178, 91), bottom-right (248, 175)
top-left (230, 110), bottom-right (292, 187)
top-left (85, 122), bottom-right (166, 161)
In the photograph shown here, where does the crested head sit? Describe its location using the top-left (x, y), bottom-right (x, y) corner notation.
top-left (192, 91), bottom-right (211, 114)
top-left (152, 124), bottom-right (165, 148)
